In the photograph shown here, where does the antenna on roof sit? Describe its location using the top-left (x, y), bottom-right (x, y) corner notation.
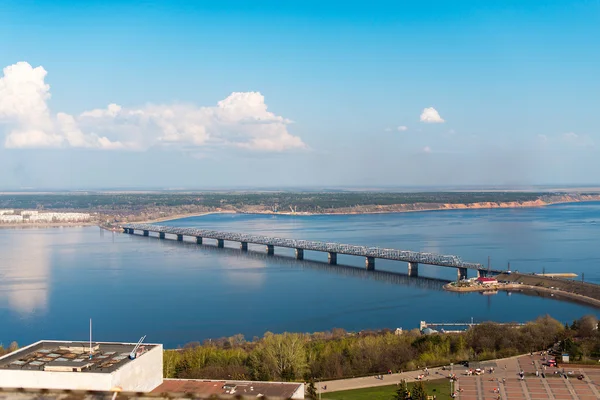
top-left (129, 335), bottom-right (147, 360)
top-left (89, 318), bottom-right (93, 360)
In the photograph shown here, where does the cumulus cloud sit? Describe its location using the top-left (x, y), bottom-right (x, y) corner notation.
top-left (0, 62), bottom-right (306, 152)
top-left (397, 125), bottom-right (408, 131)
top-left (420, 107), bottom-right (445, 123)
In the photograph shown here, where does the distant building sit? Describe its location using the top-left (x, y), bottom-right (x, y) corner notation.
top-left (394, 328), bottom-right (403, 335)
top-left (0, 211), bottom-right (91, 224)
top-left (476, 277), bottom-right (498, 285)
top-left (0, 209), bottom-right (14, 215)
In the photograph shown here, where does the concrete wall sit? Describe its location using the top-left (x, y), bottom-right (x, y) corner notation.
top-left (111, 344), bottom-right (163, 392)
top-left (0, 369), bottom-right (113, 390)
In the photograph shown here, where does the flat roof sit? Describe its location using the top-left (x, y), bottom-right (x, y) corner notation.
top-left (0, 341), bottom-right (158, 374)
top-left (153, 379), bottom-right (302, 398)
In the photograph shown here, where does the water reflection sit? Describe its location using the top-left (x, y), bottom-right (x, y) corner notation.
top-left (0, 232), bottom-right (49, 315)
top-left (144, 235), bottom-right (449, 291)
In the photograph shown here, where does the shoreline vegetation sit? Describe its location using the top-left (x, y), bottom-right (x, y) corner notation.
top-left (158, 315), bottom-right (599, 383)
top-left (3, 316), bottom-right (599, 379)
top-left (0, 192), bottom-right (599, 229)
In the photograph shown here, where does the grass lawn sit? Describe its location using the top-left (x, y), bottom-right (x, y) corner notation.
top-left (322, 378), bottom-right (452, 400)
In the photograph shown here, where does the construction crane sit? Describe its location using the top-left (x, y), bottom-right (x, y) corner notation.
top-left (129, 335), bottom-right (146, 360)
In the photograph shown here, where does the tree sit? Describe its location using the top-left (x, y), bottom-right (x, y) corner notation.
top-left (306, 380), bottom-right (318, 399)
top-left (252, 332), bottom-right (307, 381)
top-left (394, 379), bottom-right (410, 400)
top-left (577, 315), bottom-right (598, 338)
top-left (411, 380), bottom-right (428, 400)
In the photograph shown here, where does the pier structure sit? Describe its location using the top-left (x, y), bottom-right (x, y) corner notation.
top-left (123, 223), bottom-right (499, 278)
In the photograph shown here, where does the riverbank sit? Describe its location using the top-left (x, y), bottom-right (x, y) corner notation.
top-left (444, 273), bottom-right (600, 308)
top-left (131, 194), bottom-right (600, 223)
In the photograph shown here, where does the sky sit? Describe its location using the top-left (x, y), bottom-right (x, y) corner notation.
top-left (0, 0), bottom-right (598, 189)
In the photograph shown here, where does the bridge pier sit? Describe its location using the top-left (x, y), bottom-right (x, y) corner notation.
top-left (240, 242), bottom-right (248, 251)
top-left (295, 248), bottom-right (304, 260)
top-left (196, 237), bottom-right (203, 244)
top-left (143, 230), bottom-right (149, 237)
top-left (457, 267), bottom-right (468, 281)
top-left (328, 252), bottom-right (337, 265)
top-left (365, 256), bottom-right (375, 270)
top-left (159, 232), bottom-right (165, 239)
top-left (266, 245), bottom-right (274, 255)
top-left (408, 262), bottom-right (419, 277)
top-left (217, 239), bottom-right (224, 248)
top-left (477, 269), bottom-right (486, 278)
top-left (177, 234), bottom-right (184, 242)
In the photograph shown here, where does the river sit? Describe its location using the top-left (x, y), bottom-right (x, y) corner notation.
top-left (1, 202), bottom-right (599, 348)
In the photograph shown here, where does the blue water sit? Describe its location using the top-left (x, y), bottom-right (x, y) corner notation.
top-left (1, 202), bottom-right (600, 348)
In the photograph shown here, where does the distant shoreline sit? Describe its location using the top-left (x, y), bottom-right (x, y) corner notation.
top-left (1, 196), bottom-right (599, 229)
top-left (132, 196), bottom-right (600, 224)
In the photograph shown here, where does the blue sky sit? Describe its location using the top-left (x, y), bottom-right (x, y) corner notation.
top-left (0, 0), bottom-right (598, 189)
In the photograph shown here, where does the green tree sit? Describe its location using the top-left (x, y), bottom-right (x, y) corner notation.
top-left (306, 380), bottom-right (318, 399)
top-left (411, 380), bottom-right (428, 400)
top-left (252, 332), bottom-right (307, 381)
top-left (394, 379), bottom-right (410, 400)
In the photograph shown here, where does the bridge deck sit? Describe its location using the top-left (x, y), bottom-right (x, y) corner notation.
top-left (123, 223), bottom-right (496, 271)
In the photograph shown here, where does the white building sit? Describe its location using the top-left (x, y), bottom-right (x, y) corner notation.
top-left (0, 215), bottom-right (23, 223)
top-left (21, 210), bottom-right (39, 217)
top-left (0, 340), bottom-right (163, 392)
top-left (0, 209), bottom-right (15, 215)
top-left (0, 211), bottom-right (91, 224)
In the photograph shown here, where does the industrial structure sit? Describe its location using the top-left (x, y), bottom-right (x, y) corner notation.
top-left (123, 223), bottom-right (501, 280)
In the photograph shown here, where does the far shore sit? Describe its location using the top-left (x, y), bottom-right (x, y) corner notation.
top-left (0, 222), bottom-right (97, 229)
top-left (132, 196), bottom-right (600, 224)
top-left (2, 195), bottom-right (599, 228)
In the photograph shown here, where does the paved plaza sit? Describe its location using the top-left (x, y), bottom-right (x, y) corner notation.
top-left (456, 354), bottom-right (600, 400)
top-left (322, 354), bottom-right (600, 399)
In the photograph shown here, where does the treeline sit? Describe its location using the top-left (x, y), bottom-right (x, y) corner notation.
top-left (0, 191), bottom-right (552, 213)
top-left (163, 315), bottom-right (600, 382)
top-left (0, 342), bottom-right (18, 357)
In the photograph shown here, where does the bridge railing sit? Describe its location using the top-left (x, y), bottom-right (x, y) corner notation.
top-left (123, 223), bottom-right (483, 269)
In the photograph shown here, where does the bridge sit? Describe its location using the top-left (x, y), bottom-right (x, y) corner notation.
top-left (122, 223), bottom-right (503, 280)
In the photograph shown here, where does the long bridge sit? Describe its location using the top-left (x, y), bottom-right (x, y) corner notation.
top-left (122, 223), bottom-right (503, 280)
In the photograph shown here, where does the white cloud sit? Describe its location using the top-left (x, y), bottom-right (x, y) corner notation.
top-left (420, 107), bottom-right (445, 123)
top-left (397, 125), bottom-right (408, 131)
top-left (562, 132), bottom-right (594, 147)
top-left (423, 146), bottom-right (432, 153)
top-left (0, 62), bottom-right (306, 152)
